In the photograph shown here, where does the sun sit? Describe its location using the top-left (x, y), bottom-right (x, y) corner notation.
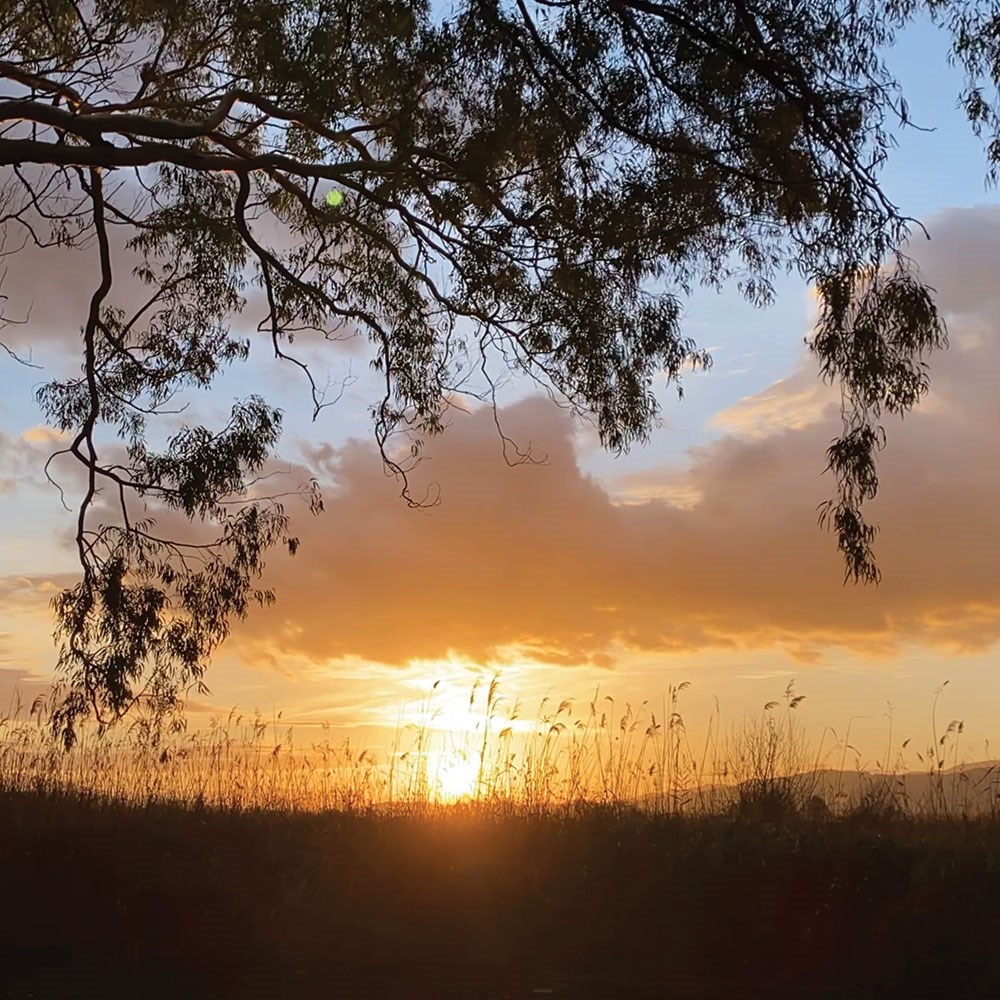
top-left (434, 754), bottom-right (481, 802)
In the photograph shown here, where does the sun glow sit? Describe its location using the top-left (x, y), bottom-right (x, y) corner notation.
top-left (433, 753), bottom-right (481, 802)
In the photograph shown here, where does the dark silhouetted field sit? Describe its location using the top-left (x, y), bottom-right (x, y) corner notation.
top-left (4, 681), bottom-right (1000, 998)
top-left (5, 787), bottom-right (1000, 998)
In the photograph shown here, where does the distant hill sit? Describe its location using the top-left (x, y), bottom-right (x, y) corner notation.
top-left (643, 762), bottom-right (1000, 816)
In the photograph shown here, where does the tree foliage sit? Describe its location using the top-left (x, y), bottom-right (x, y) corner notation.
top-left (1, 0), bottom-right (997, 739)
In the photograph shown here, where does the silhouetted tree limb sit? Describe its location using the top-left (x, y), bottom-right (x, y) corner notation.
top-left (0, 0), bottom-right (995, 740)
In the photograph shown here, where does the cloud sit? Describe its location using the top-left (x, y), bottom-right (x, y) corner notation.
top-left (216, 205), bottom-right (1000, 671)
top-left (0, 574), bottom-right (77, 629)
top-left (0, 666), bottom-right (53, 716)
top-left (9, 204), bottom-right (1000, 675)
top-left (0, 194), bottom-right (152, 359)
top-left (708, 368), bottom-right (839, 439)
top-left (0, 574), bottom-right (82, 683)
top-left (0, 173), bottom-right (366, 368)
top-left (0, 429), bottom-right (62, 494)
top-left (20, 425), bottom-right (69, 446)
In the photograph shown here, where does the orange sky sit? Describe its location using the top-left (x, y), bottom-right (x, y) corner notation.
top-left (3, 203), bottom-right (1000, 773)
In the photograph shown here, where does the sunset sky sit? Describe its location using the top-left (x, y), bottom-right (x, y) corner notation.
top-left (2, 11), bottom-right (999, 771)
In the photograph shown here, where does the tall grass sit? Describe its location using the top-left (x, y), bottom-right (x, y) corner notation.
top-left (0, 676), bottom-right (996, 819)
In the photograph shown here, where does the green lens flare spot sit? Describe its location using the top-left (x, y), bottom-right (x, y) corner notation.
top-left (326, 189), bottom-right (344, 207)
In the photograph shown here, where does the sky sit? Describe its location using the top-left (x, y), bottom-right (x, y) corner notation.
top-left (2, 11), bottom-right (999, 775)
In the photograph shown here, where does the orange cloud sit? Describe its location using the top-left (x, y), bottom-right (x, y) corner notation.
top-left (219, 206), bottom-right (1000, 671)
top-left (708, 372), bottom-right (838, 438)
top-left (20, 426), bottom-right (69, 445)
top-left (9, 205), bottom-right (1000, 678)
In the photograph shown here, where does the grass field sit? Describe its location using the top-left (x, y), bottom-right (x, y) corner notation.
top-left (3, 680), bottom-right (1000, 998)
